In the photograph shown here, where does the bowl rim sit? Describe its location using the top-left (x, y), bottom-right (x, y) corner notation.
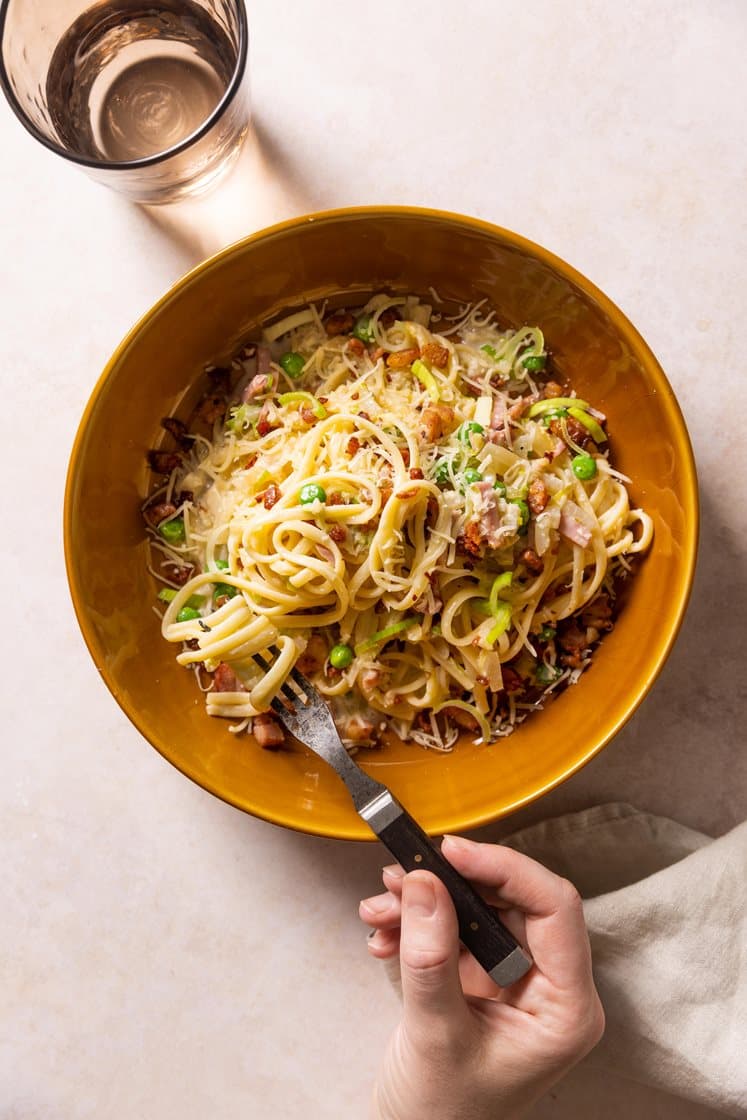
top-left (63, 204), bottom-right (699, 840)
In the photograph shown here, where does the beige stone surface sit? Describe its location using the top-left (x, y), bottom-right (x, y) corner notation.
top-left (1, 1), bottom-right (745, 1116)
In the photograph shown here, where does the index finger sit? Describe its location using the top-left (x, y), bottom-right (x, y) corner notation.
top-left (441, 835), bottom-right (592, 991)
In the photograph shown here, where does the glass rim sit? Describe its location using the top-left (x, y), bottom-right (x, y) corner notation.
top-left (0, 0), bottom-right (248, 171)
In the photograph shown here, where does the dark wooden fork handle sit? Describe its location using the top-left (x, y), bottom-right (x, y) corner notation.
top-left (376, 806), bottom-right (533, 987)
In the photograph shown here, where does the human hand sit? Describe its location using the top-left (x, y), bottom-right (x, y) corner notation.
top-left (359, 835), bottom-right (604, 1120)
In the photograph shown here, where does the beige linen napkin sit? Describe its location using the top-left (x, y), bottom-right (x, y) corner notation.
top-left (384, 804), bottom-right (747, 1118)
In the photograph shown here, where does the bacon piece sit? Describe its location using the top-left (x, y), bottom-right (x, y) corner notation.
top-left (340, 715), bottom-right (376, 742)
top-left (144, 501), bottom-right (177, 527)
top-left (346, 437), bottom-right (360, 456)
top-left (328, 524), bottom-right (347, 543)
top-left (426, 496), bottom-right (439, 525)
top-left (160, 417), bottom-right (193, 448)
top-left (206, 366), bottom-right (232, 394)
top-left (500, 666), bottom-right (524, 694)
top-left (327, 492), bottom-right (344, 506)
top-left (557, 621), bottom-right (588, 668)
top-left (421, 342), bottom-right (449, 368)
top-left (459, 521), bottom-right (483, 558)
top-left (262, 483), bottom-right (280, 509)
top-left (253, 713), bottom-right (285, 750)
top-left (213, 663), bottom-right (245, 692)
top-left (325, 311), bottom-right (354, 336)
top-left (386, 347), bottom-right (420, 369)
top-left (521, 548), bottom-right (544, 574)
top-left (297, 634), bottom-right (328, 675)
top-left (380, 483), bottom-right (393, 505)
top-left (420, 404), bottom-right (455, 441)
top-left (369, 346), bottom-right (387, 362)
top-left (527, 477), bottom-right (550, 515)
top-left (508, 399), bottom-right (529, 421)
top-left (408, 467), bottom-right (424, 480)
top-left (581, 592), bottom-right (614, 631)
top-left (300, 406), bottom-right (317, 425)
top-left (147, 450), bottom-right (182, 475)
top-left (559, 505), bottom-right (593, 548)
top-left (347, 337), bottom-right (365, 356)
top-left (543, 380), bottom-right (564, 398)
top-left (550, 415), bottom-right (591, 448)
top-left (161, 562), bottom-right (194, 586)
top-left (256, 400), bottom-right (280, 437)
top-left (442, 705), bottom-right (480, 732)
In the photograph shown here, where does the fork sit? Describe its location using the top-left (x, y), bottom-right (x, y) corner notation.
top-left (253, 654), bottom-right (533, 988)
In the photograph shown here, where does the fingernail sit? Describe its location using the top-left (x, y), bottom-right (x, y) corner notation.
top-left (360, 894), bottom-right (394, 916)
top-left (403, 873), bottom-right (437, 917)
top-left (442, 834), bottom-right (473, 853)
top-left (382, 864), bottom-right (404, 881)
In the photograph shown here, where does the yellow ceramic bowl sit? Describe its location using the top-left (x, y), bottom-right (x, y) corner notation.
top-left (65, 207), bottom-right (698, 840)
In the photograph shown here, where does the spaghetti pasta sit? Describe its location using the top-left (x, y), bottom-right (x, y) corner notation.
top-left (144, 294), bottom-right (652, 750)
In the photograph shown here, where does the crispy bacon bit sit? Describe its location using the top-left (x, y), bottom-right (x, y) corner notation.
top-left (459, 522), bottom-right (483, 558)
top-left (300, 406), bottom-right (317, 425)
top-left (328, 524), bottom-right (347, 543)
top-left (395, 487), bottom-right (418, 500)
top-left (147, 450), bottom-right (182, 475)
top-left (527, 477), bottom-right (550, 515)
top-left (408, 467), bottom-right (424, 480)
top-left (358, 411), bottom-right (371, 422)
top-left (442, 706), bottom-right (479, 732)
top-left (160, 417), bottom-right (193, 448)
top-left (426, 495), bottom-right (439, 525)
top-left (253, 713), bottom-right (285, 750)
top-left (369, 346), bottom-right (387, 362)
top-left (557, 621), bottom-right (588, 668)
top-left (422, 342), bottom-right (449, 368)
top-left (380, 483), bottom-right (393, 505)
top-left (501, 666), bottom-right (525, 693)
top-left (347, 337), bottom-right (365, 356)
top-left (213, 663), bottom-right (244, 692)
top-left (581, 592), bottom-right (614, 631)
top-left (550, 415), bottom-right (591, 448)
top-left (144, 501), bottom-right (177, 527)
top-left (508, 399), bottom-right (529, 421)
top-left (521, 548), bottom-right (544, 574)
top-left (420, 403), bottom-right (455, 441)
top-left (327, 492), bottom-right (344, 506)
top-left (386, 347), bottom-right (421, 369)
top-left (325, 311), bottom-right (354, 336)
top-left (297, 634), bottom-right (328, 675)
top-left (194, 392), bottom-right (227, 427)
top-left (161, 562), bottom-right (194, 586)
top-left (243, 453), bottom-right (258, 470)
top-left (347, 437), bottom-right (360, 456)
top-left (543, 380), bottom-right (564, 398)
top-left (256, 401), bottom-right (279, 437)
top-left (262, 483), bottom-right (281, 510)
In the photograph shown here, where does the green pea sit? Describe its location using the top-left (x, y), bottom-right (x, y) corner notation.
top-left (176, 606), bottom-right (201, 623)
top-left (352, 314), bottom-right (375, 343)
top-left (463, 468), bottom-right (483, 485)
top-left (457, 421), bottom-right (485, 445)
top-left (159, 518), bottom-right (185, 544)
top-left (213, 582), bottom-right (238, 603)
top-left (299, 482), bottom-right (327, 505)
top-left (572, 454), bottom-right (597, 480)
top-left (539, 624), bottom-right (556, 641)
top-left (329, 643), bottom-right (354, 669)
top-left (214, 558), bottom-right (229, 570)
top-left (280, 352), bottom-right (305, 378)
top-left (523, 354), bottom-right (547, 372)
top-left (512, 498), bottom-right (530, 530)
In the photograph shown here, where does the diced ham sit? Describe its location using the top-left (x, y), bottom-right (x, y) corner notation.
top-left (408, 467), bottom-right (424, 480)
top-left (347, 437), bottom-right (360, 456)
top-left (193, 392), bottom-right (226, 427)
top-left (213, 663), bottom-right (245, 692)
top-left (328, 524), bottom-right (347, 543)
top-left (161, 561), bottom-right (194, 585)
top-left (340, 715), bottom-right (376, 741)
top-left (262, 483), bottom-right (281, 510)
top-left (521, 548), bottom-right (544, 574)
top-left (256, 400), bottom-right (280, 437)
top-left (508, 399), bottom-right (529, 421)
top-left (543, 380), bottom-right (564, 398)
top-left (242, 373), bottom-right (272, 401)
top-left (253, 713), bottom-right (285, 750)
top-left (442, 706), bottom-right (479, 732)
top-left (559, 502), bottom-right (593, 548)
top-left (160, 416), bottom-right (193, 448)
top-left (347, 337), bottom-right (365, 356)
top-left (550, 415), bottom-right (591, 448)
top-left (557, 621), bottom-right (588, 669)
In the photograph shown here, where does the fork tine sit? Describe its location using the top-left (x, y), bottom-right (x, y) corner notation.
top-left (250, 652), bottom-right (307, 709)
top-left (289, 666), bottom-right (320, 699)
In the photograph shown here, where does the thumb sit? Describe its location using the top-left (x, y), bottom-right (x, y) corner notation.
top-left (399, 871), bottom-right (469, 1035)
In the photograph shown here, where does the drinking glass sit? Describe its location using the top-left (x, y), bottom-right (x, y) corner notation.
top-left (0, 0), bottom-right (250, 203)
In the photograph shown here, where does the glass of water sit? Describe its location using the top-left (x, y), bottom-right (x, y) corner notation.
top-left (0, 0), bottom-right (250, 203)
